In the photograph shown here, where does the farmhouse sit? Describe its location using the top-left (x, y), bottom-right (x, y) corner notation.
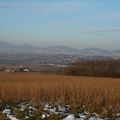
top-left (14, 65), bottom-right (30, 72)
top-left (5, 65), bottom-right (30, 72)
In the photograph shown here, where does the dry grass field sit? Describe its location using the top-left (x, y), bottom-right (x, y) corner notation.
top-left (0, 72), bottom-right (120, 115)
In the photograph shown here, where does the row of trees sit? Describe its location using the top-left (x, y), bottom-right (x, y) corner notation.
top-left (63, 59), bottom-right (120, 77)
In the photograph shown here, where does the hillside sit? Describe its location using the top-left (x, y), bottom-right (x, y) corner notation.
top-left (0, 41), bottom-right (120, 57)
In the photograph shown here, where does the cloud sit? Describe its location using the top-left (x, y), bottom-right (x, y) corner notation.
top-left (0, 1), bottom-right (97, 13)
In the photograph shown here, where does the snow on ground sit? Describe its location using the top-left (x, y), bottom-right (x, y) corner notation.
top-left (1, 102), bottom-right (120, 120)
top-left (63, 114), bottom-right (75, 120)
top-left (7, 115), bottom-right (19, 120)
top-left (62, 113), bottom-right (104, 120)
top-left (3, 108), bottom-right (19, 120)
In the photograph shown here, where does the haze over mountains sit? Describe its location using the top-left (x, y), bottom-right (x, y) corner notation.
top-left (0, 41), bottom-right (120, 57)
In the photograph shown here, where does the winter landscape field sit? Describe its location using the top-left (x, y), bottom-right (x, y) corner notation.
top-left (0, 72), bottom-right (120, 120)
top-left (1, 0), bottom-right (120, 120)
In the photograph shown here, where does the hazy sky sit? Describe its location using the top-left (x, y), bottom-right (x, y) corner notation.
top-left (0, 0), bottom-right (120, 49)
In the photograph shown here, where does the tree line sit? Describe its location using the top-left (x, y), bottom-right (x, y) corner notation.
top-left (62, 59), bottom-right (120, 77)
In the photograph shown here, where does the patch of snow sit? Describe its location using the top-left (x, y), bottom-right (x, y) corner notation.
top-left (63, 114), bottom-right (76, 120)
top-left (7, 115), bottom-right (19, 120)
top-left (88, 113), bottom-right (103, 120)
top-left (78, 113), bottom-right (87, 120)
top-left (3, 109), bottom-right (11, 115)
top-left (58, 106), bottom-right (68, 113)
top-left (41, 113), bottom-right (46, 119)
top-left (49, 108), bottom-right (58, 115)
top-left (25, 116), bottom-right (29, 119)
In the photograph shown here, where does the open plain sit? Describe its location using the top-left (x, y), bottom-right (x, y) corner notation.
top-left (0, 72), bottom-right (120, 120)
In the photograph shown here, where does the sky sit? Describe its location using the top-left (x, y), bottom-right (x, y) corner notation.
top-left (0, 0), bottom-right (120, 49)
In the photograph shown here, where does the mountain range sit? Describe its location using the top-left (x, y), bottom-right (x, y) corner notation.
top-left (0, 41), bottom-right (120, 57)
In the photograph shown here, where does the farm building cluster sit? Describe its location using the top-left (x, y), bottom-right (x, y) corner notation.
top-left (0, 65), bottom-right (30, 72)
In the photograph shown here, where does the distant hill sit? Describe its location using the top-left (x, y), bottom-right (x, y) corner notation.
top-left (79, 48), bottom-right (112, 56)
top-left (113, 49), bottom-right (120, 54)
top-left (0, 41), bottom-right (120, 57)
top-left (42, 45), bottom-right (80, 54)
top-left (0, 41), bottom-right (40, 53)
top-left (0, 41), bottom-right (16, 49)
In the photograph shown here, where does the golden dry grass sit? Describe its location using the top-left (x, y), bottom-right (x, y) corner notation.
top-left (0, 72), bottom-right (120, 114)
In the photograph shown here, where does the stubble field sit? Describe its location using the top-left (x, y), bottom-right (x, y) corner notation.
top-left (0, 72), bottom-right (120, 119)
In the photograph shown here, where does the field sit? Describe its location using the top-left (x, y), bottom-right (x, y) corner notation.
top-left (0, 72), bottom-right (120, 120)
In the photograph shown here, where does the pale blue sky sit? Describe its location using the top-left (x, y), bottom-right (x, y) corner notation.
top-left (0, 0), bottom-right (120, 49)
